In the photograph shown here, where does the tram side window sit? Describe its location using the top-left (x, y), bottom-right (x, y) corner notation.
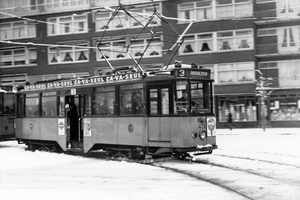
top-left (42, 92), bottom-right (57, 117)
top-left (17, 95), bottom-right (24, 117)
top-left (120, 83), bottom-right (144, 115)
top-left (59, 96), bottom-right (65, 117)
top-left (2, 93), bottom-right (16, 115)
top-left (0, 93), bottom-right (2, 114)
top-left (25, 93), bottom-right (39, 117)
top-left (94, 86), bottom-right (116, 115)
top-left (84, 94), bottom-right (92, 116)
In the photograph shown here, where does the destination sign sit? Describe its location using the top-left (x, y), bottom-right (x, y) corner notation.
top-left (24, 72), bottom-right (143, 91)
top-left (174, 69), bottom-right (211, 79)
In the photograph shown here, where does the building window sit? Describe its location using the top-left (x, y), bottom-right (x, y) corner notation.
top-left (0, 47), bottom-right (37, 68)
top-left (178, 1), bottom-right (213, 22)
top-left (277, 0), bottom-right (300, 18)
top-left (258, 62), bottom-right (278, 69)
top-left (216, 0), bottom-right (252, 18)
top-left (218, 96), bottom-right (257, 122)
top-left (95, 6), bottom-right (159, 31)
top-left (217, 62), bottom-right (254, 84)
top-left (277, 26), bottom-right (300, 54)
top-left (257, 0), bottom-right (275, 3)
top-left (257, 28), bottom-right (277, 37)
top-left (48, 42), bottom-right (89, 64)
top-left (47, 14), bottom-right (88, 35)
top-left (0, 74), bottom-right (28, 91)
top-left (0, 21), bottom-right (36, 40)
top-left (278, 60), bottom-right (300, 88)
top-left (217, 29), bottom-right (253, 51)
top-left (96, 35), bottom-right (162, 61)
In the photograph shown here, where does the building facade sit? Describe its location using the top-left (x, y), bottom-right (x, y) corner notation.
top-left (0, 0), bottom-right (299, 128)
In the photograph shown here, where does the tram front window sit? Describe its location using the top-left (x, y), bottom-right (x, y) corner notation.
top-left (190, 81), bottom-right (212, 114)
top-left (175, 80), bottom-right (212, 114)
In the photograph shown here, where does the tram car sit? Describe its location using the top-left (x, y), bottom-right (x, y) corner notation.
top-left (0, 86), bottom-right (16, 141)
top-left (16, 64), bottom-right (217, 159)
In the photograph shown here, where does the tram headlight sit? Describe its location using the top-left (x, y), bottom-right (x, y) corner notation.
top-left (199, 130), bottom-right (206, 140)
top-left (192, 132), bottom-right (198, 138)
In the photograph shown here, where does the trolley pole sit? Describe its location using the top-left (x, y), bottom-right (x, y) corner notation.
top-left (255, 70), bottom-right (273, 131)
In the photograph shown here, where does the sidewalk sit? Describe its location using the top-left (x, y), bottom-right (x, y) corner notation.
top-left (216, 127), bottom-right (300, 135)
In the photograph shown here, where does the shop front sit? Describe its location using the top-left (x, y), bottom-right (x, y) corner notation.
top-left (268, 90), bottom-right (300, 127)
top-left (215, 83), bottom-right (259, 128)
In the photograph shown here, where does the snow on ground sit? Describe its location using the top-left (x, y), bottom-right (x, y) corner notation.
top-left (216, 128), bottom-right (300, 155)
top-left (1, 141), bottom-right (240, 200)
top-left (1, 128), bottom-right (299, 200)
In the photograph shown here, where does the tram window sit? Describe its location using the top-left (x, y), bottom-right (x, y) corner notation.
top-left (120, 83), bottom-right (144, 115)
top-left (190, 81), bottom-right (211, 114)
top-left (0, 93), bottom-right (3, 115)
top-left (42, 92), bottom-right (57, 117)
top-left (3, 93), bottom-right (15, 115)
top-left (150, 89), bottom-right (158, 114)
top-left (162, 89), bottom-right (169, 114)
top-left (175, 81), bottom-right (189, 114)
top-left (84, 94), bottom-right (92, 116)
top-left (17, 95), bottom-right (24, 117)
top-left (25, 93), bottom-right (39, 117)
top-left (59, 96), bottom-right (65, 117)
top-left (94, 86), bottom-right (116, 115)
top-left (149, 88), bottom-right (169, 115)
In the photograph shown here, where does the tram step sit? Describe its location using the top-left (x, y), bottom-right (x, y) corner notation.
top-left (70, 141), bottom-right (83, 149)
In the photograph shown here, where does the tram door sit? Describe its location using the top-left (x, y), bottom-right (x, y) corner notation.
top-left (66, 95), bottom-right (83, 148)
top-left (147, 85), bottom-right (171, 142)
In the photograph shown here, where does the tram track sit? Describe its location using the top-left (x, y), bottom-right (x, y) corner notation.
top-left (212, 152), bottom-right (300, 168)
top-left (151, 157), bottom-right (300, 200)
top-left (215, 148), bottom-right (300, 167)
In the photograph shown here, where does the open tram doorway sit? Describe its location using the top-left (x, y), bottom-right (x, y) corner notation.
top-left (65, 95), bottom-right (83, 149)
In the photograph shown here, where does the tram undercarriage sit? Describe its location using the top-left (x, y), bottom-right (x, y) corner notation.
top-left (19, 137), bottom-right (217, 161)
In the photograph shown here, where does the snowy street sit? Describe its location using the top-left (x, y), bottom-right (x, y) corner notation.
top-left (1, 128), bottom-right (300, 200)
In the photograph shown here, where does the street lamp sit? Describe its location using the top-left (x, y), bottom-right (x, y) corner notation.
top-left (255, 70), bottom-right (273, 131)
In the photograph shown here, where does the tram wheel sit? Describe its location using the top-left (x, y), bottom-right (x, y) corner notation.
top-left (174, 152), bottom-right (188, 160)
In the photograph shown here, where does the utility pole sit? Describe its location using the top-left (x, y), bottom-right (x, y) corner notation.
top-left (255, 70), bottom-right (273, 131)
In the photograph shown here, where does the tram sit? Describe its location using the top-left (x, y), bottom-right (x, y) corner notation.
top-left (0, 86), bottom-right (16, 141)
top-left (16, 64), bottom-right (217, 159)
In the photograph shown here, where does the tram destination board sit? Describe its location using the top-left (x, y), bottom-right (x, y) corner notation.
top-left (174, 69), bottom-right (211, 79)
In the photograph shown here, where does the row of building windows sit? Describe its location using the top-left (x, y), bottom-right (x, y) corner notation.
top-left (180, 29), bottom-right (254, 54)
top-left (178, 0), bottom-right (253, 21)
top-left (202, 60), bottom-right (300, 88)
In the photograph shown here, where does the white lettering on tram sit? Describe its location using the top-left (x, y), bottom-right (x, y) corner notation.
top-left (190, 71), bottom-right (208, 76)
top-left (24, 72), bottom-right (143, 91)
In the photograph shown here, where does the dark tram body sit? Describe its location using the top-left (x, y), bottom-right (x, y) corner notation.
top-left (0, 86), bottom-right (16, 141)
top-left (16, 65), bottom-right (217, 158)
